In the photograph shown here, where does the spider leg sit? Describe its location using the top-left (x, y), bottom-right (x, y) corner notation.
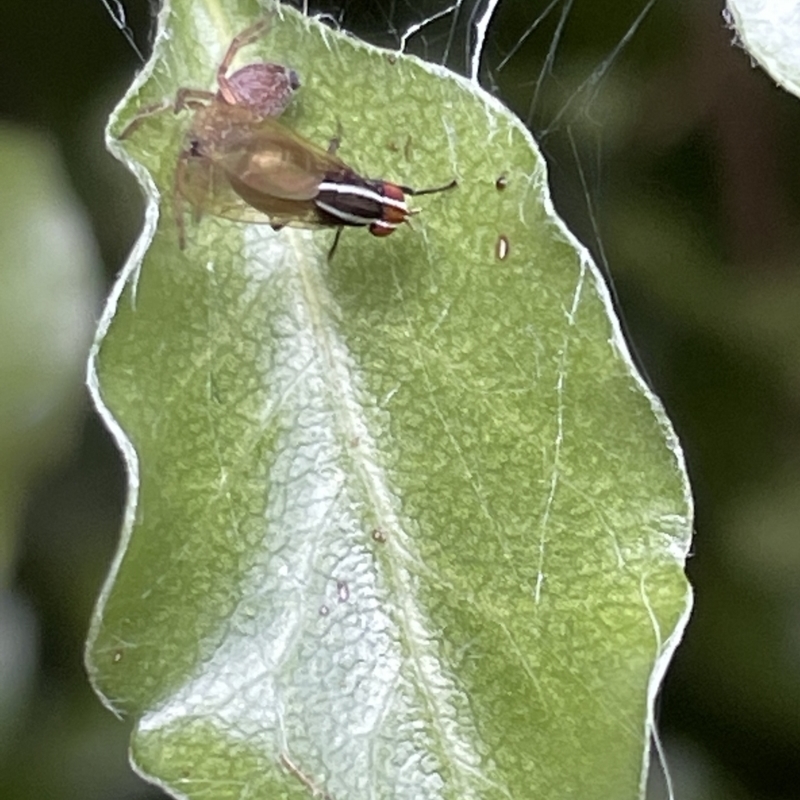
top-left (118, 98), bottom-right (172, 139)
top-left (217, 18), bottom-right (272, 104)
top-left (118, 86), bottom-right (216, 140)
top-left (174, 88), bottom-right (216, 113)
top-left (174, 153), bottom-right (190, 249)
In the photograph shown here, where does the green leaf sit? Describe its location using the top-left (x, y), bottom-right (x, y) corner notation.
top-left (87, 2), bottom-right (693, 798)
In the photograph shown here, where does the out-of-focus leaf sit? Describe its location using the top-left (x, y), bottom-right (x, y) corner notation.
top-left (0, 123), bottom-right (100, 582)
top-left (87, 2), bottom-right (693, 798)
top-left (0, 122), bottom-right (100, 749)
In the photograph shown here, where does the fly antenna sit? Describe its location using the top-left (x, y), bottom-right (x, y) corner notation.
top-left (402, 179), bottom-right (458, 197)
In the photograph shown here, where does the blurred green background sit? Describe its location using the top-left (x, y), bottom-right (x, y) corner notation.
top-left (1, 1), bottom-right (798, 799)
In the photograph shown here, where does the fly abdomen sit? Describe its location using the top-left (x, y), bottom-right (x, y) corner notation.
top-left (314, 172), bottom-right (410, 235)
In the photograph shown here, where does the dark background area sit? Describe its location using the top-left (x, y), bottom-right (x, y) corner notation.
top-left (1, 1), bottom-right (799, 799)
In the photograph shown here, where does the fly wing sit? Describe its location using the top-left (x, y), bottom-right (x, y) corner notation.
top-left (177, 154), bottom-right (324, 228)
top-left (209, 116), bottom-right (347, 202)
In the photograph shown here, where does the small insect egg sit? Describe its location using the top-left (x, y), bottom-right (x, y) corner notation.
top-left (112, 649), bottom-right (124, 664)
top-left (337, 580), bottom-right (350, 603)
top-left (319, 605), bottom-right (330, 616)
top-left (495, 175), bottom-right (508, 190)
top-left (496, 234), bottom-right (510, 261)
top-left (387, 54), bottom-right (397, 65)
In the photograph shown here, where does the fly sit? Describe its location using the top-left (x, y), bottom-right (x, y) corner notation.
top-left (122, 20), bottom-right (457, 253)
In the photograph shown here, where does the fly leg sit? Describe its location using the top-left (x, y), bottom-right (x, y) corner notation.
top-left (327, 227), bottom-right (344, 261)
top-left (326, 120), bottom-right (345, 155)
